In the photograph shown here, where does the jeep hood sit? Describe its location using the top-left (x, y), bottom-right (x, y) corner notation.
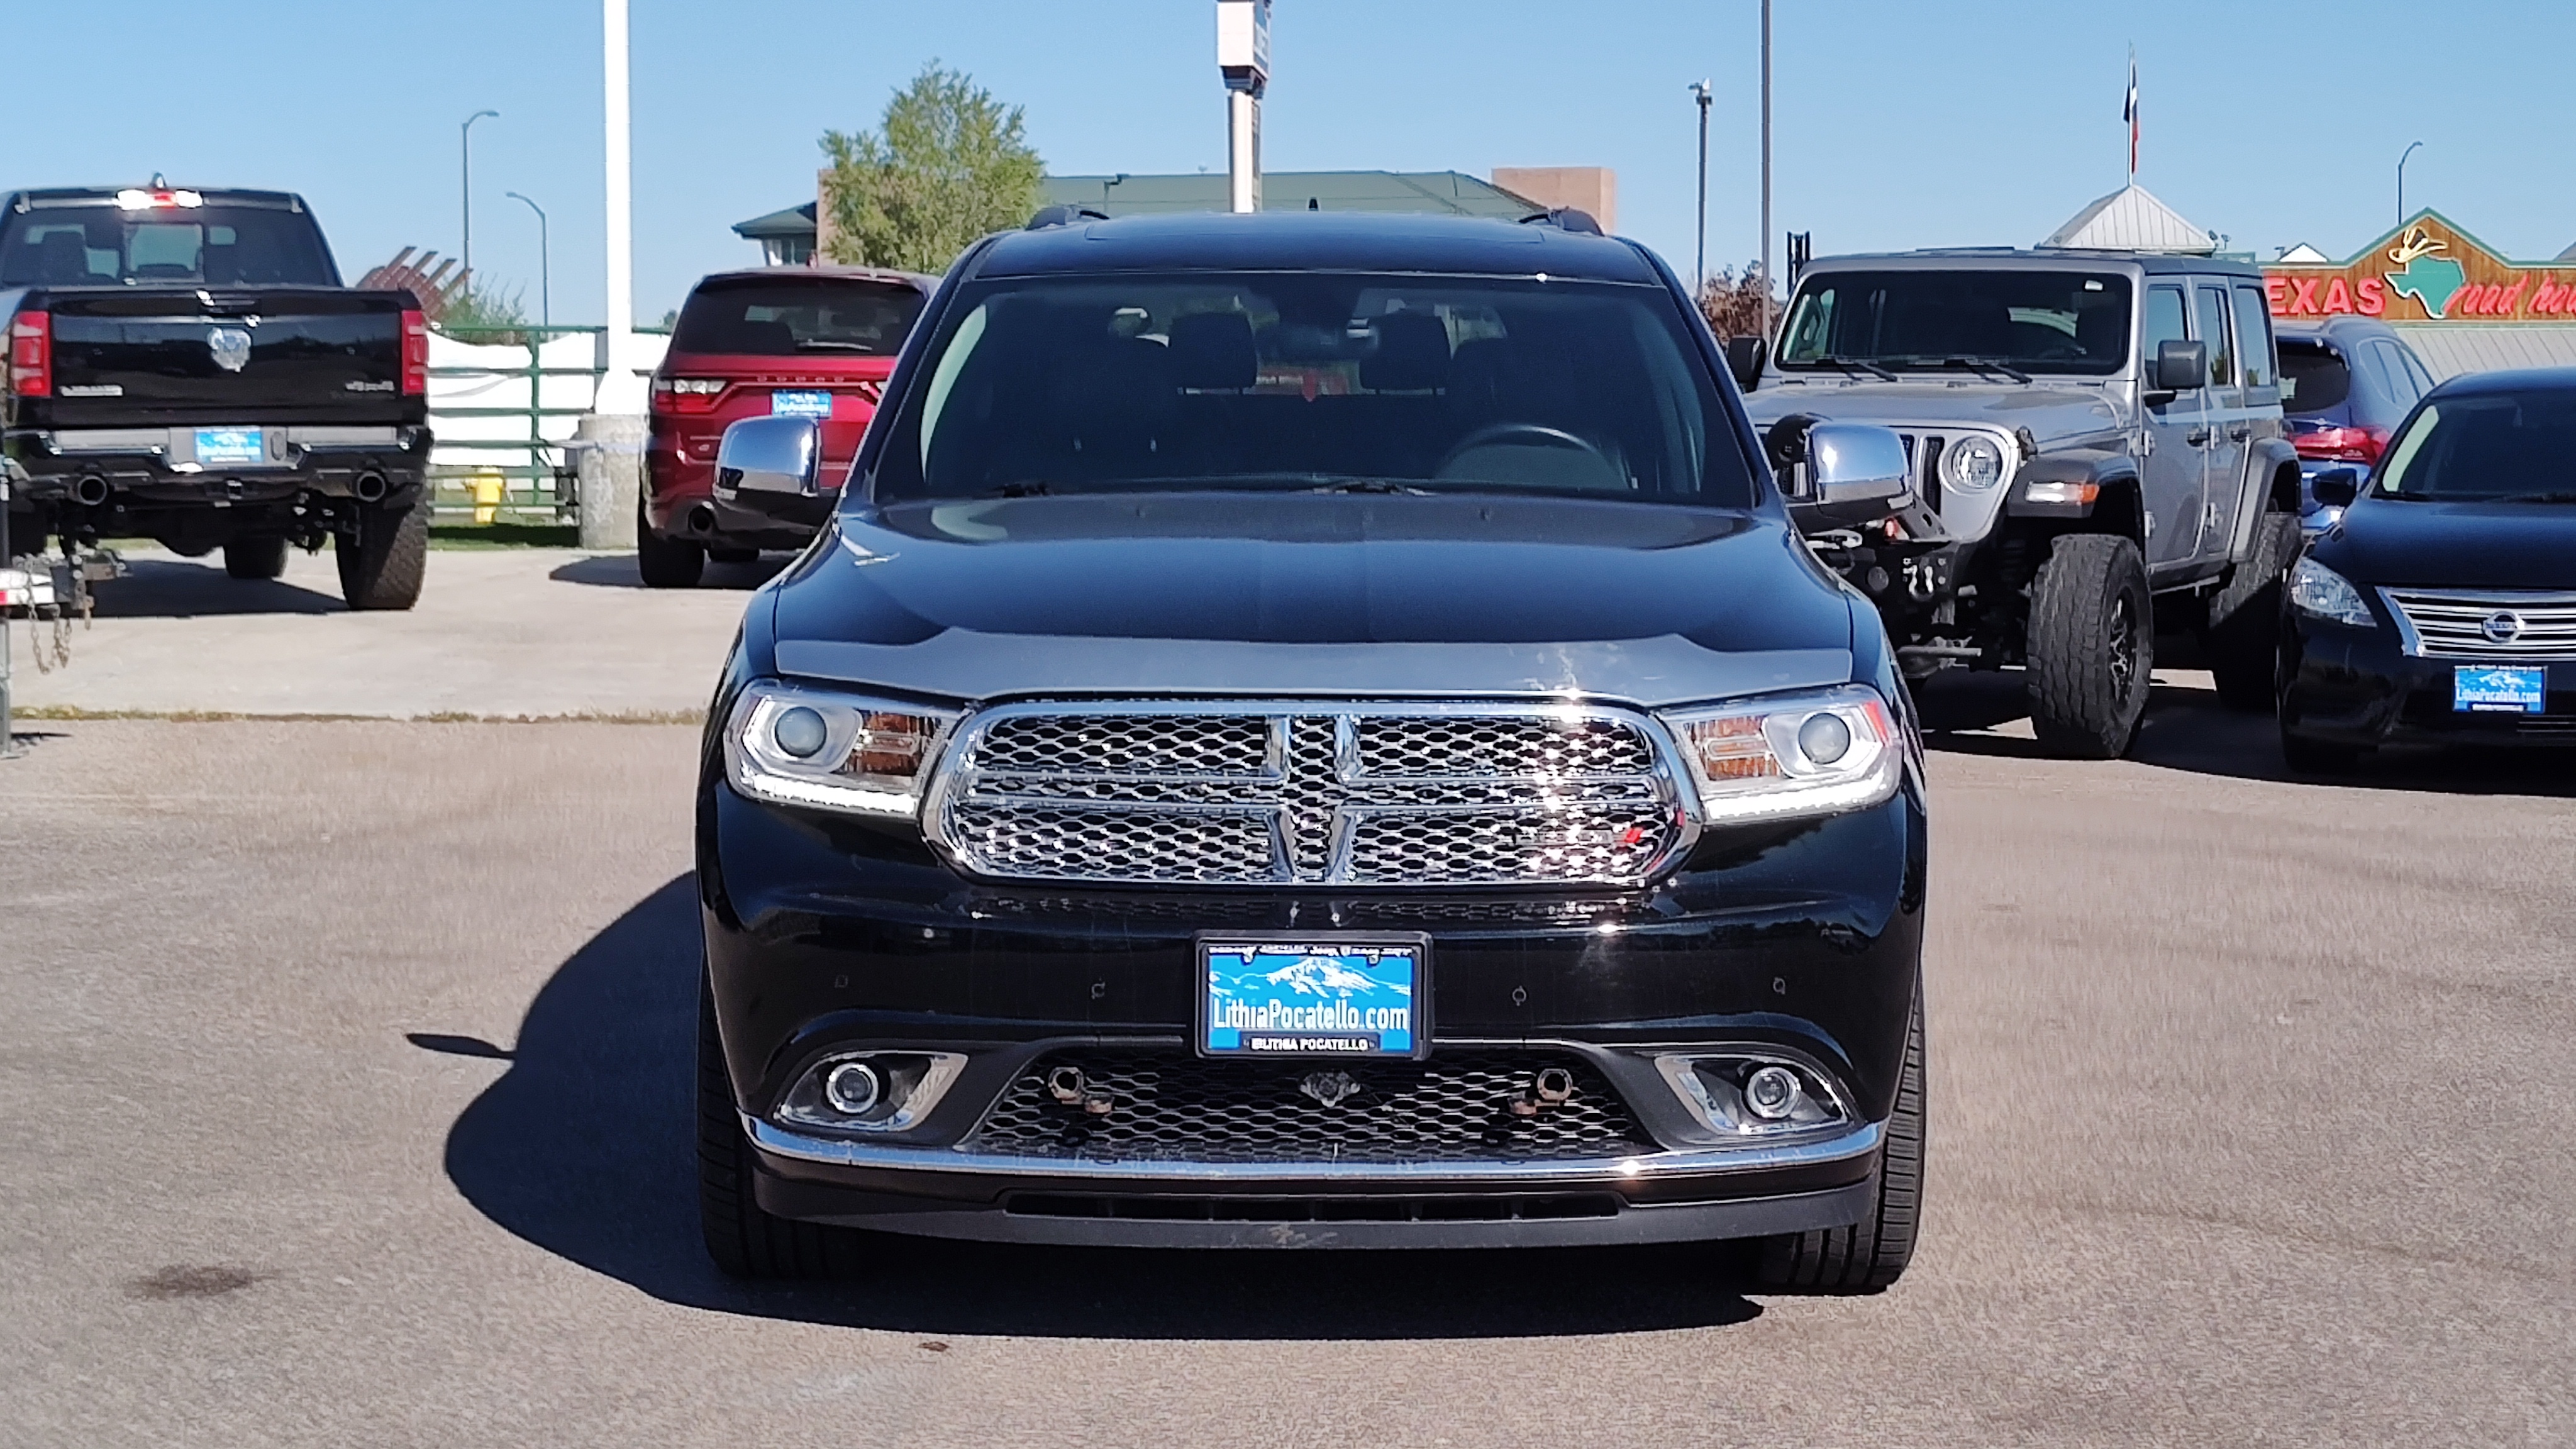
top-left (762, 492), bottom-right (1858, 707)
top-left (1743, 380), bottom-right (2122, 445)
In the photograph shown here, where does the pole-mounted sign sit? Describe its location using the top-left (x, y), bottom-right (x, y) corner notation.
top-left (1217, 0), bottom-right (1270, 214)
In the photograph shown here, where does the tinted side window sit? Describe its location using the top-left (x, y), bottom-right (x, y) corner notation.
top-left (2231, 285), bottom-right (2275, 389)
top-left (2351, 341), bottom-right (2400, 409)
top-left (2372, 341), bottom-right (2421, 404)
top-left (2143, 286), bottom-right (2187, 364)
top-left (2277, 341), bottom-right (2351, 414)
top-left (2194, 286), bottom-right (2235, 387)
top-left (2397, 345), bottom-right (2438, 395)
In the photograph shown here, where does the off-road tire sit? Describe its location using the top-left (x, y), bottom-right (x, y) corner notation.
top-left (335, 501), bottom-right (427, 611)
top-left (2204, 509), bottom-right (2301, 713)
top-left (2280, 727), bottom-right (2367, 777)
top-left (698, 969), bottom-right (841, 1279)
top-left (2025, 533), bottom-right (2155, 758)
top-left (222, 536), bottom-right (289, 580)
top-left (1748, 983), bottom-right (1926, 1294)
top-left (636, 506), bottom-right (705, 589)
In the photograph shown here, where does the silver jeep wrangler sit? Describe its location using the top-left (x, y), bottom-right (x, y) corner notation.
top-left (1738, 250), bottom-right (2302, 757)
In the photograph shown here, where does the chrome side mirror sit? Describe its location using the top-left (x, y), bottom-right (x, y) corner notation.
top-left (1806, 423), bottom-right (1914, 509)
top-left (716, 416), bottom-right (821, 497)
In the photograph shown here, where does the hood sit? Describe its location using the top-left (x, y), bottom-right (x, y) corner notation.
top-left (2317, 496), bottom-right (2576, 591)
top-left (1743, 380), bottom-right (2122, 444)
top-left (762, 492), bottom-right (1858, 708)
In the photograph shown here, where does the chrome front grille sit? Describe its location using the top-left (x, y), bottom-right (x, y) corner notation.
top-left (926, 701), bottom-right (1692, 887)
top-left (2382, 589), bottom-right (2576, 660)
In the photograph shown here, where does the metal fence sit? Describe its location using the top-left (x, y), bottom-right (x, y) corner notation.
top-left (426, 326), bottom-right (667, 523)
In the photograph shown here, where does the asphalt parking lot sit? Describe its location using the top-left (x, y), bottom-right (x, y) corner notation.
top-left (2, 553), bottom-right (2572, 1446)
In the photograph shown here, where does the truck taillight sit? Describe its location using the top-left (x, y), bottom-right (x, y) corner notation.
top-left (652, 377), bottom-right (726, 414)
top-left (401, 309), bottom-right (430, 396)
top-left (6, 310), bottom-right (51, 398)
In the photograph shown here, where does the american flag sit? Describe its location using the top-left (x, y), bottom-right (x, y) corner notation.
top-left (2124, 49), bottom-right (2140, 176)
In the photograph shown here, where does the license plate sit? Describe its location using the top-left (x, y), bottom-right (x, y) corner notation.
top-left (1199, 935), bottom-right (1428, 1058)
top-left (770, 390), bottom-right (834, 419)
top-left (2454, 665), bottom-right (2546, 713)
top-left (194, 427), bottom-right (265, 465)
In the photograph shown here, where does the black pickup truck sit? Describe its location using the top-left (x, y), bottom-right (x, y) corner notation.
top-left (1, 184), bottom-right (433, 609)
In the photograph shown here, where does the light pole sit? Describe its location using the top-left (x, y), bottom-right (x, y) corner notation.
top-left (1758, 0), bottom-right (1774, 340)
top-left (1217, 1), bottom-right (1270, 214)
top-left (506, 192), bottom-right (549, 328)
top-left (2397, 140), bottom-right (2424, 227)
top-left (460, 109), bottom-right (499, 283)
top-left (1690, 80), bottom-right (1712, 299)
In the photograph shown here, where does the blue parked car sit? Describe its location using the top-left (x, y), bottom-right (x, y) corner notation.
top-left (2277, 316), bottom-right (2436, 531)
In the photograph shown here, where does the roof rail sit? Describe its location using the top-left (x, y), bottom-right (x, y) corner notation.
top-left (1518, 208), bottom-right (1603, 236)
top-left (1026, 204), bottom-right (1110, 230)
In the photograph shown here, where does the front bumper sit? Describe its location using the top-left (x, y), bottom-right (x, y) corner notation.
top-left (701, 772), bottom-right (1927, 1246)
top-left (2281, 611), bottom-right (2576, 747)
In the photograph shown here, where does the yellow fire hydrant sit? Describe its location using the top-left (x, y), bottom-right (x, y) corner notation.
top-left (470, 469), bottom-right (507, 525)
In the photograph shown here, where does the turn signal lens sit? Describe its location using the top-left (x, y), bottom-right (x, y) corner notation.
top-left (724, 682), bottom-right (958, 818)
top-left (1660, 685), bottom-right (1906, 826)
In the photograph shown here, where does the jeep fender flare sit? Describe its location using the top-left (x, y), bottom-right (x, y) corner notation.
top-left (2226, 438), bottom-right (2303, 564)
top-left (2004, 450), bottom-right (2143, 543)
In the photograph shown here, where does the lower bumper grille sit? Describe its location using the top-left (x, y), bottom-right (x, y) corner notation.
top-left (967, 1051), bottom-right (1650, 1164)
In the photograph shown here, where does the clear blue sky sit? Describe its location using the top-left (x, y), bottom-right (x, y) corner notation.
top-left (18, 0), bottom-right (2572, 325)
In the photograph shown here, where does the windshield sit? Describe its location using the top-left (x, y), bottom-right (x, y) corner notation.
top-left (867, 272), bottom-right (1754, 507)
top-left (0, 204), bottom-right (338, 287)
top-left (1777, 269), bottom-right (2133, 376)
top-left (2374, 390), bottom-right (2576, 501)
top-left (671, 277), bottom-right (925, 356)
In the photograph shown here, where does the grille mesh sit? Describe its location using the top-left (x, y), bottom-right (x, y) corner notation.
top-left (969, 1051), bottom-right (1648, 1163)
top-left (933, 705), bottom-right (1685, 887)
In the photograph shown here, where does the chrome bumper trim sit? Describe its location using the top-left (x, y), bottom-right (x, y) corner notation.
top-left (745, 1114), bottom-right (1881, 1183)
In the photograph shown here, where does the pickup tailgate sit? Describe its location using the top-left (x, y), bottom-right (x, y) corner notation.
top-left (39, 287), bottom-right (414, 425)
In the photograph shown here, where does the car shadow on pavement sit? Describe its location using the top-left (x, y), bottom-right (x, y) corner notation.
top-left (1918, 668), bottom-right (2576, 798)
top-left (440, 875), bottom-right (1767, 1339)
top-left (87, 555), bottom-right (344, 618)
top-left (547, 554), bottom-right (786, 591)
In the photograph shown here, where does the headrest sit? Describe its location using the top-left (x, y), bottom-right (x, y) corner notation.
top-left (36, 230), bottom-right (91, 284)
top-left (1362, 312), bottom-right (1452, 391)
top-left (1055, 336), bottom-right (1176, 451)
top-left (1167, 311), bottom-right (1257, 389)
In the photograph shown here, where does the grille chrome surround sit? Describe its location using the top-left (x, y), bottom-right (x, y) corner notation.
top-left (923, 699), bottom-right (1699, 888)
top-left (967, 1051), bottom-right (1651, 1164)
top-left (2380, 588), bottom-right (2576, 660)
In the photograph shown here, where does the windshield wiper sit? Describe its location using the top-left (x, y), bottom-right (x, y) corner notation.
top-left (1305, 478), bottom-right (1435, 495)
top-left (1814, 355), bottom-right (1899, 382)
top-left (794, 340), bottom-right (874, 352)
top-left (2484, 491), bottom-right (2576, 504)
top-left (1928, 355), bottom-right (2032, 384)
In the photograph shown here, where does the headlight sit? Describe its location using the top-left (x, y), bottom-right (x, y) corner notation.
top-left (1938, 433), bottom-right (2006, 491)
top-left (1658, 684), bottom-right (1906, 826)
top-left (2289, 558), bottom-right (2375, 628)
top-left (723, 681), bottom-right (959, 817)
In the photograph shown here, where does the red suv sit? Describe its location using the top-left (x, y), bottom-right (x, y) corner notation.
top-left (639, 267), bottom-right (932, 586)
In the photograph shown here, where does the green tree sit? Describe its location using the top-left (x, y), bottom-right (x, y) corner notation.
top-left (821, 62), bottom-right (1044, 272)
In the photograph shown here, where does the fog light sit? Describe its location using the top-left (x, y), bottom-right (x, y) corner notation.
top-left (1796, 712), bottom-right (1852, 766)
top-left (772, 705), bottom-right (829, 759)
top-left (823, 1061), bottom-right (882, 1115)
top-left (1744, 1065), bottom-right (1801, 1119)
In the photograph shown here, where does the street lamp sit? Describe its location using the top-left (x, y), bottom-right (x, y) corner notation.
top-left (506, 191), bottom-right (549, 328)
top-left (1758, 0), bottom-right (1774, 340)
top-left (460, 109), bottom-right (499, 283)
top-left (2397, 140), bottom-right (2424, 227)
top-left (1690, 80), bottom-right (1712, 299)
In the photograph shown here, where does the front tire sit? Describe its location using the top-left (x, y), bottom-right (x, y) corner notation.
top-left (222, 536), bottom-right (289, 580)
top-left (335, 501), bottom-right (426, 611)
top-left (636, 505), bottom-right (705, 589)
top-left (698, 969), bottom-right (840, 1279)
top-left (2204, 509), bottom-right (2300, 712)
top-left (2025, 533), bottom-right (2155, 758)
top-left (1748, 984), bottom-right (1926, 1294)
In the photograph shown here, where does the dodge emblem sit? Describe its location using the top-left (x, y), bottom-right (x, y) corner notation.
top-left (2480, 611), bottom-right (2525, 645)
top-left (206, 326), bottom-right (253, 374)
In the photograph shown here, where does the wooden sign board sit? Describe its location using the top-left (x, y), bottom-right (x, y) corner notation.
top-left (2263, 211), bottom-right (2576, 323)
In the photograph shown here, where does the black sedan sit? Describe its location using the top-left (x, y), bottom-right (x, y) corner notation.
top-left (2279, 368), bottom-right (2576, 771)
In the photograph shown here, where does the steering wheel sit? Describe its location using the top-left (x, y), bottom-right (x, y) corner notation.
top-left (1435, 423), bottom-right (1616, 479)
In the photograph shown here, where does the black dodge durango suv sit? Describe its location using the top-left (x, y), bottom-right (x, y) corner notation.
top-left (694, 209), bottom-right (1929, 1293)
